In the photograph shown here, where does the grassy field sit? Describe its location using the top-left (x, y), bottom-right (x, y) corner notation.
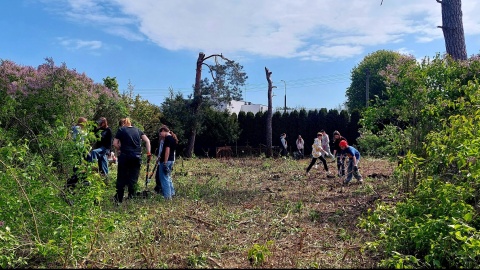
top-left (82, 156), bottom-right (397, 269)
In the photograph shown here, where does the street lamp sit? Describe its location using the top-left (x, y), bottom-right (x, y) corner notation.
top-left (280, 80), bottom-right (287, 114)
top-left (272, 85), bottom-right (277, 95)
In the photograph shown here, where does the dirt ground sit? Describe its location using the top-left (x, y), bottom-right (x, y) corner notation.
top-left (159, 156), bottom-right (398, 269)
top-left (89, 156), bottom-right (398, 269)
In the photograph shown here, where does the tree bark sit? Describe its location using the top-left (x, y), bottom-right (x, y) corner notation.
top-left (438, 0), bottom-right (467, 60)
top-left (265, 67), bottom-right (273, 158)
top-left (185, 52), bottom-right (205, 158)
top-left (185, 52), bottom-right (233, 158)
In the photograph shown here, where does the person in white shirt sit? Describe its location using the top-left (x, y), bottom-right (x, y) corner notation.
top-left (296, 135), bottom-right (304, 158)
top-left (280, 133), bottom-right (288, 158)
top-left (320, 129), bottom-right (334, 160)
top-left (306, 132), bottom-right (334, 178)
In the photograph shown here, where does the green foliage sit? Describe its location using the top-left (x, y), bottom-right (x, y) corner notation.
top-left (359, 54), bottom-right (480, 268)
top-left (120, 80), bottom-right (162, 139)
top-left (0, 91), bottom-right (16, 127)
top-left (92, 93), bottom-right (128, 131)
top-left (247, 240), bottom-right (273, 266)
top-left (184, 56), bottom-right (248, 158)
top-left (309, 210), bottom-right (321, 222)
top-left (199, 107), bottom-right (240, 146)
top-left (160, 89), bottom-right (196, 148)
top-left (176, 167), bottom-right (226, 201)
top-left (360, 179), bottom-right (480, 268)
top-left (357, 124), bottom-right (408, 158)
top-left (161, 91), bottom-right (242, 153)
top-left (103, 76), bottom-right (119, 93)
top-left (346, 50), bottom-right (405, 111)
top-left (361, 53), bottom-right (480, 157)
top-left (187, 252), bottom-right (208, 268)
top-left (202, 60), bottom-right (247, 106)
top-left (0, 58), bottom-right (122, 155)
top-left (0, 226), bottom-right (28, 268)
top-left (0, 124), bottom-right (118, 267)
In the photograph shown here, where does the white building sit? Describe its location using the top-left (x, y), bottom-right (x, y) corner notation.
top-left (217, 100), bottom-right (268, 116)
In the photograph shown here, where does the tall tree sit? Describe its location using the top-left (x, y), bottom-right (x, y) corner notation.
top-left (160, 89), bottom-right (192, 154)
top-left (265, 67), bottom-right (274, 158)
top-left (345, 50), bottom-right (404, 112)
top-left (237, 111), bottom-right (248, 145)
top-left (185, 52), bottom-right (247, 158)
top-left (437, 0), bottom-right (467, 60)
top-left (195, 107), bottom-right (240, 152)
top-left (382, 0), bottom-right (467, 60)
top-left (94, 76), bottom-right (127, 127)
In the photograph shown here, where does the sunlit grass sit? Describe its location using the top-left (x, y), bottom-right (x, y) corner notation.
top-left (85, 156), bottom-right (396, 268)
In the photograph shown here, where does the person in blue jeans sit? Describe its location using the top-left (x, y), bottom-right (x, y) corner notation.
top-left (156, 125), bottom-right (178, 199)
top-left (339, 140), bottom-right (363, 185)
top-left (87, 117), bottom-right (112, 176)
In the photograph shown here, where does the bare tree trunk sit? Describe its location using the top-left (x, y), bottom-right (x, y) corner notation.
top-left (185, 52), bottom-right (232, 158)
top-left (265, 67), bottom-right (273, 158)
top-left (185, 52), bottom-right (205, 158)
top-left (437, 0), bottom-right (467, 60)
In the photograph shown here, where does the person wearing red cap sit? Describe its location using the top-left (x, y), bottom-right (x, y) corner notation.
top-left (339, 140), bottom-right (363, 185)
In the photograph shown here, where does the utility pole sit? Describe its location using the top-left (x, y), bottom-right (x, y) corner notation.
top-left (280, 80), bottom-right (287, 114)
top-left (365, 68), bottom-right (370, 108)
top-left (265, 67), bottom-right (273, 158)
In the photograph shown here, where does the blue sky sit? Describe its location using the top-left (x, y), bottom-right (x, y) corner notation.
top-left (2, 0), bottom-right (480, 111)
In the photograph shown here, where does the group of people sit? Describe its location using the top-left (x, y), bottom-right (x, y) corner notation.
top-left (69, 116), bottom-right (178, 204)
top-left (286, 130), bottom-right (363, 186)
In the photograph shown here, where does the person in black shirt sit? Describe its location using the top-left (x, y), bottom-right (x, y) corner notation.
top-left (332, 130), bottom-right (347, 177)
top-left (156, 125), bottom-right (178, 199)
top-left (87, 117), bottom-right (112, 176)
top-left (112, 118), bottom-right (151, 203)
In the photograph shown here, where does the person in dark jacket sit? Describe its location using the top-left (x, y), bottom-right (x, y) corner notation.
top-left (332, 130), bottom-right (347, 177)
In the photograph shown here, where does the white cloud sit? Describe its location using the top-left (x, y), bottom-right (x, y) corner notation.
top-left (104, 26), bottom-right (144, 41)
top-left (396, 47), bottom-right (414, 56)
top-left (57, 38), bottom-right (103, 51)
top-left (53, 0), bottom-right (480, 61)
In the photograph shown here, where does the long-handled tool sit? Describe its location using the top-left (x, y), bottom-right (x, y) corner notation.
top-left (145, 156), bottom-right (151, 185)
top-left (147, 159), bottom-right (159, 183)
top-left (140, 154), bottom-right (158, 198)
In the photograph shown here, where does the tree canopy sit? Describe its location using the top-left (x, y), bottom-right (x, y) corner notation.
top-left (345, 50), bottom-right (405, 112)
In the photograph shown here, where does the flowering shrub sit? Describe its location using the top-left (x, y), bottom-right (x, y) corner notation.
top-left (0, 58), bottom-right (118, 136)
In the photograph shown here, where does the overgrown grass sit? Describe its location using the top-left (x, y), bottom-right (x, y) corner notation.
top-left (2, 156), bottom-right (397, 268)
top-left (85, 156), bottom-right (395, 268)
